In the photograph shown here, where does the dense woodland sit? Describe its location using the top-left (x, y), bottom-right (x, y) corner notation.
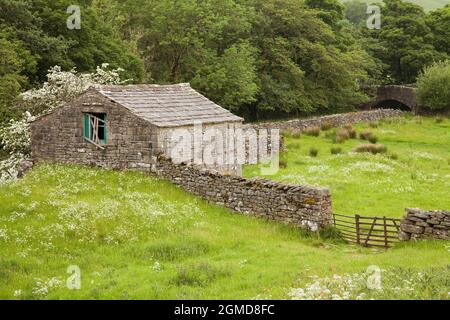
top-left (0, 0), bottom-right (449, 123)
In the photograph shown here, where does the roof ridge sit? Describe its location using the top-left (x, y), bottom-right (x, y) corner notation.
top-left (93, 83), bottom-right (191, 90)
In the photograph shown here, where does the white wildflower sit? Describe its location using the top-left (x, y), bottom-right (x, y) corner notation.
top-left (152, 261), bottom-right (161, 272)
top-left (0, 228), bottom-right (8, 241)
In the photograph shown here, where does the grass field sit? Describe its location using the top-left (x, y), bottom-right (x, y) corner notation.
top-left (245, 115), bottom-right (450, 219)
top-left (0, 162), bottom-right (449, 300)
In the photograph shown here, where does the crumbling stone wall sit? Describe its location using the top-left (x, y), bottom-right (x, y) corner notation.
top-left (399, 208), bottom-right (450, 241)
top-left (246, 109), bottom-right (404, 132)
top-left (152, 157), bottom-right (333, 230)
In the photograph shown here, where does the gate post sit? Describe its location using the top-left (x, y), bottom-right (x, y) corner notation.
top-left (383, 216), bottom-right (388, 248)
top-left (355, 214), bottom-right (361, 245)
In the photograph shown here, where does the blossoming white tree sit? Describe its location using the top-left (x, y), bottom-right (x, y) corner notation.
top-left (0, 64), bottom-right (129, 183)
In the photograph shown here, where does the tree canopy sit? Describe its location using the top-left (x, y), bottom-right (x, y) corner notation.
top-left (0, 0), bottom-right (448, 124)
top-left (346, 0), bottom-right (449, 84)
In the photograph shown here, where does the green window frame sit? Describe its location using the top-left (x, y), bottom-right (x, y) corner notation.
top-left (84, 113), bottom-right (107, 147)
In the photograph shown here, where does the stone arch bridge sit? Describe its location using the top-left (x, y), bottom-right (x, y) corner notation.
top-left (363, 85), bottom-right (418, 112)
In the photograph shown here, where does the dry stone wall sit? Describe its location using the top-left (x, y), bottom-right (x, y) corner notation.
top-left (399, 208), bottom-right (450, 241)
top-left (246, 109), bottom-right (404, 132)
top-left (152, 156), bottom-right (333, 230)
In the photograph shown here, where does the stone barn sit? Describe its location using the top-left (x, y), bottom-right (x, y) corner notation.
top-left (30, 84), bottom-right (244, 173)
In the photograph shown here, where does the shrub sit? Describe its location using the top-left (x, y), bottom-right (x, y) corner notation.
top-left (417, 60), bottom-right (450, 111)
top-left (0, 65), bottom-right (128, 183)
top-left (354, 144), bottom-right (387, 154)
top-left (331, 147), bottom-right (342, 155)
top-left (21, 65), bottom-right (128, 115)
top-left (309, 147), bottom-right (319, 157)
top-left (304, 126), bottom-right (321, 137)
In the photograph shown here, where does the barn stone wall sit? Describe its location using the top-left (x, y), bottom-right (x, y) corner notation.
top-left (30, 89), bottom-right (158, 170)
top-left (246, 109), bottom-right (404, 132)
top-left (152, 156), bottom-right (333, 230)
top-left (399, 208), bottom-right (450, 241)
top-left (156, 122), bottom-right (243, 174)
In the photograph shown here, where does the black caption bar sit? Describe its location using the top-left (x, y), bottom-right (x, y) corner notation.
top-left (1, 300), bottom-right (446, 319)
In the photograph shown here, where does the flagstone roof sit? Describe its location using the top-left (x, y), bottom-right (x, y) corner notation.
top-left (93, 83), bottom-right (243, 127)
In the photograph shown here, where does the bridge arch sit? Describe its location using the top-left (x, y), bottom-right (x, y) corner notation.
top-left (363, 85), bottom-right (418, 112)
top-left (372, 99), bottom-right (411, 111)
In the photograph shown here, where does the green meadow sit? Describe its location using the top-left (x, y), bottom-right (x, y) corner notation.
top-left (0, 152), bottom-right (449, 299)
top-left (245, 115), bottom-right (450, 218)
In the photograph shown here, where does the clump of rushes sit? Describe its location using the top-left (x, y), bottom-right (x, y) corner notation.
top-left (359, 130), bottom-right (378, 143)
top-left (292, 130), bottom-right (302, 139)
top-left (304, 126), bottom-right (321, 137)
top-left (354, 144), bottom-right (387, 154)
top-left (331, 147), bottom-right (342, 155)
top-left (334, 128), bottom-right (350, 143)
top-left (369, 121), bottom-right (378, 128)
top-left (309, 147), bottom-right (319, 157)
top-left (344, 125), bottom-right (357, 139)
top-left (320, 122), bottom-right (333, 131)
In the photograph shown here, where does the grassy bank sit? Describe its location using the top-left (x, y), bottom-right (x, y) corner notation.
top-left (0, 164), bottom-right (448, 299)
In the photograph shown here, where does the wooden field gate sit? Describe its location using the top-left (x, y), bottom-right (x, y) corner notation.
top-left (333, 214), bottom-right (402, 248)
